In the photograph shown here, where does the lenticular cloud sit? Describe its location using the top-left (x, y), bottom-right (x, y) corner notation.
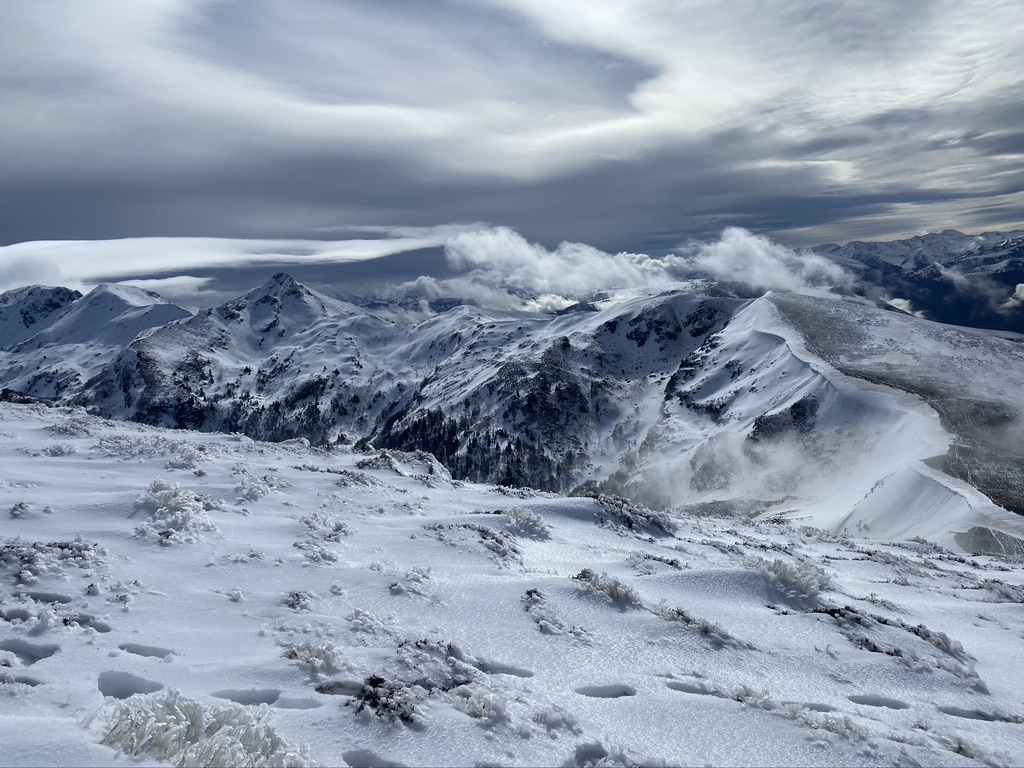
top-left (441, 226), bottom-right (851, 307)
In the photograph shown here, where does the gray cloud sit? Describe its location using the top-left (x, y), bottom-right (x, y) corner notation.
top-left (0, 0), bottom-right (1021, 270)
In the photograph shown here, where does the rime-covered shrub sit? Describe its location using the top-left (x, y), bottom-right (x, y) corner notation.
top-left (281, 641), bottom-right (349, 680)
top-left (504, 507), bottom-right (551, 540)
top-left (134, 480), bottom-right (219, 545)
top-left (0, 537), bottom-right (106, 584)
top-left (352, 675), bottom-right (422, 725)
top-left (283, 591), bottom-right (318, 612)
top-left (753, 557), bottom-right (831, 606)
top-left (389, 567), bottom-right (431, 597)
top-left (93, 689), bottom-right (318, 767)
top-left (572, 569), bottom-right (644, 609)
top-left (653, 605), bottom-right (753, 650)
top-left (42, 442), bottom-right (76, 457)
top-left (595, 494), bottom-right (677, 535)
top-left (299, 512), bottom-right (350, 541)
top-left (47, 416), bottom-right (92, 437)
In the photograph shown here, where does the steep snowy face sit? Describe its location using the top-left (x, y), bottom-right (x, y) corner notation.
top-left (213, 273), bottom-right (362, 350)
top-left (376, 292), bottom-right (741, 491)
top-left (0, 285), bottom-right (82, 349)
top-left (79, 274), bottom-right (418, 443)
top-left (11, 284), bottom-right (191, 351)
top-left (0, 285), bottom-right (190, 399)
top-left (586, 297), bottom-right (947, 524)
top-left (78, 284), bottom-right (742, 483)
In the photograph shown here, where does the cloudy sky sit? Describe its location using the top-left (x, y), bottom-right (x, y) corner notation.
top-left (1, 0), bottom-right (1023, 295)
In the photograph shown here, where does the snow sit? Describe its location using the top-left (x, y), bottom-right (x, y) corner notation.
top-left (1, 402), bottom-right (1023, 766)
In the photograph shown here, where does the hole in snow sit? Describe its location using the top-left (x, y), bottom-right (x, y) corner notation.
top-left (666, 680), bottom-right (724, 697)
top-left (476, 660), bottom-right (534, 678)
top-left (938, 705), bottom-right (1007, 722)
top-left (575, 684), bottom-right (636, 698)
top-left (274, 697), bottom-right (323, 710)
top-left (341, 749), bottom-right (407, 768)
top-left (0, 672), bottom-right (42, 687)
top-left (782, 700), bottom-right (835, 713)
top-left (0, 639), bottom-right (60, 665)
top-left (848, 694), bottom-right (910, 710)
top-left (23, 592), bottom-right (73, 605)
top-left (0, 608), bottom-right (32, 622)
top-left (97, 671), bottom-right (164, 699)
top-left (118, 643), bottom-right (173, 659)
top-left (211, 688), bottom-right (281, 705)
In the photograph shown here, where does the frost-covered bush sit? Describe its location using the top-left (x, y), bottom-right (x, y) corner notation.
top-left (595, 494), bottom-right (677, 535)
top-left (47, 416), bottom-right (92, 437)
top-left (572, 569), bottom-right (644, 609)
top-left (42, 442), bottom-right (76, 457)
top-left (292, 540), bottom-right (340, 564)
top-left (389, 567), bottom-right (431, 597)
top-left (283, 591), bottom-right (318, 612)
top-left (451, 690), bottom-right (513, 728)
top-left (654, 604), bottom-right (753, 650)
top-left (134, 480), bottom-right (219, 545)
top-left (92, 689), bottom-right (318, 767)
top-left (299, 512), bottom-right (350, 542)
top-left (504, 507), bottom-right (551, 540)
top-left (165, 443), bottom-right (203, 470)
top-left (235, 473), bottom-right (290, 503)
top-left (0, 537), bottom-right (107, 584)
top-left (352, 675), bottom-right (422, 725)
top-left (752, 557), bottom-right (831, 606)
top-left (281, 641), bottom-right (349, 680)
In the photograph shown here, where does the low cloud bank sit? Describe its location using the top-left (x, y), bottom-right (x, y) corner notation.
top-left (0, 226), bottom-right (476, 295)
top-left (395, 226), bottom-right (853, 310)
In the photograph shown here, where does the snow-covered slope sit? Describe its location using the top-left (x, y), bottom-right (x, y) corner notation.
top-left (1, 403), bottom-right (1023, 766)
top-left (2, 273), bottom-right (1023, 556)
top-left (0, 286), bottom-right (82, 349)
top-left (0, 285), bottom-right (191, 399)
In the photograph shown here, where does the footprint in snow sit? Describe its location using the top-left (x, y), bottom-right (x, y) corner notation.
top-left (274, 697), bottom-right (322, 710)
top-left (938, 705), bottom-right (1023, 723)
top-left (0, 671), bottom-right (42, 687)
top-left (665, 680), bottom-right (725, 698)
top-left (97, 670), bottom-right (164, 699)
top-left (0, 638), bottom-right (60, 665)
top-left (118, 642), bottom-right (174, 659)
top-left (575, 684), bottom-right (637, 699)
top-left (211, 688), bottom-right (282, 705)
top-left (21, 591), bottom-right (74, 605)
top-left (341, 748), bottom-right (406, 767)
top-left (781, 700), bottom-right (836, 713)
top-left (847, 693), bottom-right (910, 710)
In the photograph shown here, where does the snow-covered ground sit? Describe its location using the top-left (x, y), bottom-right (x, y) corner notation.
top-left (1, 402), bottom-right (1023, 766)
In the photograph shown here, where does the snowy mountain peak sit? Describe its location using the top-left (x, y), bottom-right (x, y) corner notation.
top-left (84, 282), bottom-right (174, 308)
top-left (221, 273), bottom-right (357, 330)
top-left (11, 284), bottom-right (191, 353)
top-left (0, 285), bottom-right (82, 349)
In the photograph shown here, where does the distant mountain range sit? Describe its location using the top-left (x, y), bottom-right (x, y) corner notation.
top-left (1, 229), bottom-right (1023, 557)
top-left (814, 228), bottom-right (1024, 332)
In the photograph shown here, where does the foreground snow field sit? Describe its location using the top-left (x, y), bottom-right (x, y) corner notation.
top-left (1, 402), bottom-right (1023, 766)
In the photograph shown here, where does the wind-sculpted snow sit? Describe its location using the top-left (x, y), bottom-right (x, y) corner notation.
top-left (1, 403), bottom-right (1023, 765)
top-left (770, 292), bottom-right (1024, 518)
